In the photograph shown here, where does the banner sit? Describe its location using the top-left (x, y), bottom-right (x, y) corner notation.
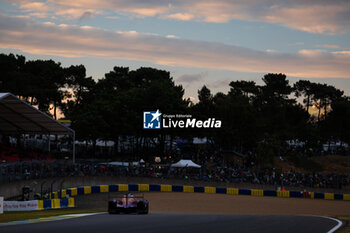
top-left (0, 197), bottom-right (3, 214)
top-left (4, 200), bottom-right (39, 211)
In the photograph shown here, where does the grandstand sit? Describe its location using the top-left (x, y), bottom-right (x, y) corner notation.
top-left (0, 92), bottom-right (75, 164)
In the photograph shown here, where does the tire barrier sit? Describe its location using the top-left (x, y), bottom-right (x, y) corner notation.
top-left (52, 184), bottom-right (350, 201)
top-left (39, 198), bottom-right (75, 210)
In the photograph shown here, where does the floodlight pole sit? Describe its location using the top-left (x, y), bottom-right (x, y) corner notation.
top-left (50, 180), bottom-right (55, 198)
top-left (41, 181), bottom-right (46, 199)
top-left (60, 180), bottom-right (65, 198)
top-left (0, 165), bottom-right (2, 184)
top-left (72, 131), bottom-right (76, 164)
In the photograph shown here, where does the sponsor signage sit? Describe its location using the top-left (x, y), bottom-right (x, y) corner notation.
top-left (0, 197), bottom-right (3, 214)
top-left (4, 200), bottom-right (39, 211)
top-left (143, 110), bottom-right (221, 129)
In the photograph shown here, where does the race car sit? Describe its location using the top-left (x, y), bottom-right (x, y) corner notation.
top-left (108, 193), bottom-right (149, 214)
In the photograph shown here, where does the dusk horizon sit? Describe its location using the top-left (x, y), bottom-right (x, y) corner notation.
top-left (1, 0), bottom-right (350, 99)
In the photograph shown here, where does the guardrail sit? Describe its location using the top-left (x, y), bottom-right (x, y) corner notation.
top-left (52, 184), bottom-right (350, 201)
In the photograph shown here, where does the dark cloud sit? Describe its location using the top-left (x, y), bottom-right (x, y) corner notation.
top-left (177, 73), bottom-right (207, 83)
top-left (79, 11), bottom-right (94, 21)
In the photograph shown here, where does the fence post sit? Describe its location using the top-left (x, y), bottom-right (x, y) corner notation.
top-left (41, 181), bottom-right (46, 199)
top-left (60, 180), bottom-right (65, 198)
top-left (50, 181), bottom-right (56, 199)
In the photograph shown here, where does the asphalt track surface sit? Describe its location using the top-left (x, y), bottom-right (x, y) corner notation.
top-left (0, 213), bottom-right (340, 233)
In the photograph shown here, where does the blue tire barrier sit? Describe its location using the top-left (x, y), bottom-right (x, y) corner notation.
top-left (91, 185), bottom-right (100, 193)
top-left (109, 184), bottom-right (118, 192)
top-left (334, 194), bottom-right (343, 200)
top-left (77, 187), bottom-right (84, 195)
top-left (290, 191), bottom-right (302, 198)
top-left (194, 186), bottom-right (204, 193)
top-left (263, 190), bottom-right (277, 197)
top-left (149, 184), bottom-right (161, 192)
top-left (314, 192), bottom-right (325, 199)
top-left (128, 184), bottom-right (139, 192)
top-left (43, 199), bottom-right (52, 209)
top-left (172, 185), bottom-right (183, 192)
top-left (60, 198), bottom-right (68, 208)
top-left (239, 189), bottom-right (251, 195)
top-left (216, 187), bottom-right (227, 194)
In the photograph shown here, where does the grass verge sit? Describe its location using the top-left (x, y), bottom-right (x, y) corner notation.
top-left (0, 209), bottom-right (104, 223)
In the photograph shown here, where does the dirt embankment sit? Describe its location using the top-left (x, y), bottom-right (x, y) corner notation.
top-left (274, 155), bottom-right (350, 174)
top-left (76, 192), bottom-right (350, 216)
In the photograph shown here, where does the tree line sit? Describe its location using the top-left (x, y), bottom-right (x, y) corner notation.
top-left (1, 53), bottom-right (349, 160)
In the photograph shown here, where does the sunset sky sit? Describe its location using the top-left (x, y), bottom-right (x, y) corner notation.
top-left (1, 0), bottom-right (350, 100)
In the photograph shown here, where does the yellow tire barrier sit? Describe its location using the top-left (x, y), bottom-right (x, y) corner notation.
top-left (204, 187), bottom-right (216, 194)
top-left (100, 185), bottom-right (109, 193)
top-left (277, 190), bottom-right (290, 198)
top-left (118, 184), bottom-right (129, 192)
top-left (138, 184), bottom-right (150, 192)
top-left (226, 188), bottom-right (239, 195)
top-left (160, 184), bottom-right (172, 192)
top-left (251, 189), bottom-right (264, 196)
top-left (183, 186), bottom-right (194, 193)
top-left (84, 186), bottom-right (91, 195)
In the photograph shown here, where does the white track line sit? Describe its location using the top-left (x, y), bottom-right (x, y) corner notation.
top-left (62, 212), bottom-right (106, 217)
top-left (293, 215), bottom-right (343, 233)
top-left (319, 216), bottom-right (343, 233)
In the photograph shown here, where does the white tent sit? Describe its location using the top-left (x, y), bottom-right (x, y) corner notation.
top-left (193, 137), bottom-right (208, 144)
top-left (171, 159), bottom-right (201, 168)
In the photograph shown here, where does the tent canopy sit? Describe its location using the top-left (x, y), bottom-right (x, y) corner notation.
top-left (0, 93), bottom-right (74, 135)
top-left (171, 159), bottom-right (201, 168)
top-left (193, 137), bottom-right (209, 144)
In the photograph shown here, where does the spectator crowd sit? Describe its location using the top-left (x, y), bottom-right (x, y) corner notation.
top-left (1, 143), bottom-right (350, 191)
top-left (1, 159), bottom-right (349, 190)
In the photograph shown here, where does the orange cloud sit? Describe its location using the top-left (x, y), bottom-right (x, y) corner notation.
top-left (127, 7), bottom-right (169, 17)
top-left (20, 2), bottom-right (51, 12)
top-left (167, 13), bottom-right (194, 21)
top-left (316, 44), bottom-right (340, 49)
top-left (298, 50), bottom-right (326, 57)
top-left (1, 15), bottom-right (350, 79)
top-left (10, 0), bottom-right (350, 34)
top-left (263, 5), bottom-right (350, 34)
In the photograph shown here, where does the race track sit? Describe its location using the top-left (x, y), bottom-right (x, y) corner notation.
top-left (0, 213), bottom-right (340, 233)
